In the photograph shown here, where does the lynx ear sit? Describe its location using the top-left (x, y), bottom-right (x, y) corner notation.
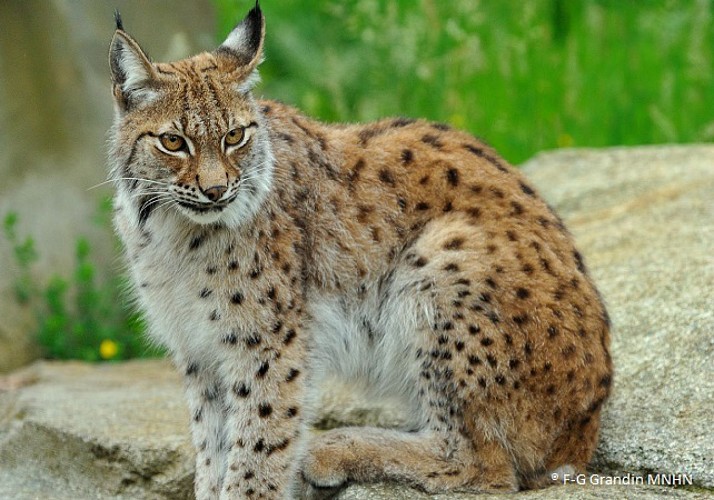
top-left (216, 1), bottom-right (265, 92)
top-left (109, 13), bottom-right (159, 111)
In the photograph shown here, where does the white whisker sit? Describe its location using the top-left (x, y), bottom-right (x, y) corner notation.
top-left (88, 177), bottom-right (170, 191)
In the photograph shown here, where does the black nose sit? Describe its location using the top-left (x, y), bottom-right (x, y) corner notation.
top-left (202, 185), bottom-right (227, 202)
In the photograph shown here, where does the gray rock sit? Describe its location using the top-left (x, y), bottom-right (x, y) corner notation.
top-left (0, 361), bottom-right (194, 499)
top-left (522, 146), bottom-right (714, 491)
top-left (1, 146), bottom-right (712, 498)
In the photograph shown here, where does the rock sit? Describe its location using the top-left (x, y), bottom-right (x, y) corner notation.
top-left (1, 145), bottom-right (712, 498)
top-left (521, 146), bottom-right (714, 491)
top-left (0, 360), bottom-right (194, 499)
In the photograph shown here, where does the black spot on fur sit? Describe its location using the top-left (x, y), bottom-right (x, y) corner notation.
top-left (401, 149), bottom-right (414, 165)
top-left (379, 169), bottom-right (396, 186)
top-left (359, 126), bottom-right (388, 146)
top-left (524, 342), bottom-right (533, 356)
top-left (444, 237), bottom-right (465, 250)
top-left (348, 158), bottom-right (366, 188)
top-left (414, 256), bottom-right (428, 267)
top-left (258, 403), bottom-right (273, 418)
top-left (463, 144), bottom-right (509, 173)
top-left (512, 314), bottom-right (528, 325)
top-left (392, 117), bottom-right (417, 128)
top-left (245, 333), bottom-right (261, 348)
top-left (446, 168), bottom-right (460, 187)
top-left (266, 437), bottom-right (291, 456)
top-left (189, 235), bottom-right (205, 251)
top-left (421, 134), bottom-right (444, 149)
top-left (574, 250), bottom-right (587, 273)
top-left (234, 383), bottom-right (250, 398)
top-left (257, 361), bottom-right (270, 378)
top-left (519, 181), bottom-right (536, 197)
top-left (283, 329), bottom-right (297, 345)
top-left (222, 332), bottom-right (238, 345)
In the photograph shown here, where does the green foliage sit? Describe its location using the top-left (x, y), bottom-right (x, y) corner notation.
top-left (214, 0), bottom-right (714, 164)
top-left (2, 209), bottom-right (160, 362)
top-left (3, 212), bottom-right (38, 304)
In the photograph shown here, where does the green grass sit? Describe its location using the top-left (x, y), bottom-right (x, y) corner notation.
top-left (215, 0), bottom-right (714, 164)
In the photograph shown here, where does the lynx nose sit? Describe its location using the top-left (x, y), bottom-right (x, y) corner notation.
top-left (202, 185), bottom-right (227, 202)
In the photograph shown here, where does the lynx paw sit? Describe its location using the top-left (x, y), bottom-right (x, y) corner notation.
top-left (301, 431), bottom-right (353, 489)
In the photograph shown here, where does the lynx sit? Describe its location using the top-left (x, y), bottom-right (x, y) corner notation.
top-left (108, 3), bottom-right (612, 499)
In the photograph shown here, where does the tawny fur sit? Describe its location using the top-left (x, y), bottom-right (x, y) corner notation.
top-left (107, 4), bottom-right (612, 499)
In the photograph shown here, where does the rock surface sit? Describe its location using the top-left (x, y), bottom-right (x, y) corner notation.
top-left (1, 145), bottom-right (712, 499)
top-left (0, 361), bottom-right (193, 500)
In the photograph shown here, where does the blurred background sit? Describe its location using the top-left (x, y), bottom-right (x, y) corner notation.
top-left (0, 0), bottom-right (712, 371)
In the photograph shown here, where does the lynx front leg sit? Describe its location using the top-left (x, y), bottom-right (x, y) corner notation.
top-left (181, 360), bottom-right (229, 500)
top-left (217, 331), bottom-right (310, 499)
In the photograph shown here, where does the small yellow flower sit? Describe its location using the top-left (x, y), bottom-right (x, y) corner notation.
top-left (99, 339), bottom-right (119, 360)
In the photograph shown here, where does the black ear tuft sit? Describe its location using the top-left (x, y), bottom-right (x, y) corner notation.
top-left (216, 1), bottom-right (265, 71)
top-left (243, 1), bottom-right (263, 57)
top-left (114, 10), bottom-right (124, 31)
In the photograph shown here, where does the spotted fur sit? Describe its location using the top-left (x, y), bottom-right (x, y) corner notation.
top-left (108, 3), bottom-right (611, 499)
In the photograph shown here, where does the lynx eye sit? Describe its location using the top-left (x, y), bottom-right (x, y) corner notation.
top-left (224, 128), bottom-right (246, 147)
top-left (159, 133), bottom-right (186, 152)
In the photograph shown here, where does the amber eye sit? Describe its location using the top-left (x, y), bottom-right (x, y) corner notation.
top-left (159, 133), bottom-right (186, 152)
top-left (225, 128), bottom-right (245, 147)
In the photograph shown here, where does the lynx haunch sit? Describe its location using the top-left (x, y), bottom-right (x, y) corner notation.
top-left (108, 3), bottom-right (612, 499)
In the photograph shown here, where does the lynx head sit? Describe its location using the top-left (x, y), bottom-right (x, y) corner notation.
top-left (108, 1), bottom-right (273, 228)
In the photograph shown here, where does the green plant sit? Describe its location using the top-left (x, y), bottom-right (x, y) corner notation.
top-left (2, 210), bottom-right (160, 362)
top-left (213, 0), bottom-right (714, 164)
top-left (3, 212), bottom-right (38, 304)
